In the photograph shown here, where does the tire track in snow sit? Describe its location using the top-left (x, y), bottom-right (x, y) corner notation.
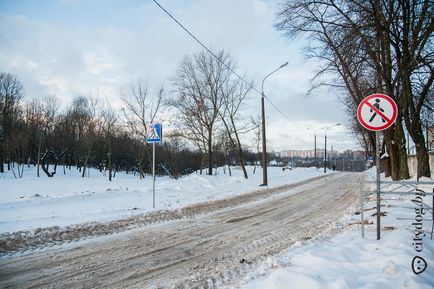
top-left (0, 172), bottom-right (362, 289)
top-left (0, 174), bottom-right (329, 253)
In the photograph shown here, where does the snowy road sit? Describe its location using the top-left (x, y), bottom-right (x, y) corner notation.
top-left (0, 172), bottom-right (361, 288)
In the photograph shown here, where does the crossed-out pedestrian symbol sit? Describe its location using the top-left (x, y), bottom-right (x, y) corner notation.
top-left (357, 94), bottom-right (398, 132)
top-left (369, 99), bottom-right (385, 123)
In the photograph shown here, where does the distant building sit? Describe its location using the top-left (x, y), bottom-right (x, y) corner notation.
top-left (279, 149), bottom-right (366, 160)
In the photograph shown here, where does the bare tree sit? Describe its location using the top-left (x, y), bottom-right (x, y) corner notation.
top-left (38, 96), bottom-right (63, 177)
top-left (99, 100), bottom-right (118, 181)
top-left (274, 0), bottom-right (434, 179)
top-left (218, 76), bottom-right (254, 179)
top-left (120, 78), bottom-right (164, 178)
top-left (64, 95), bottom-right (98, 177)
top-left (24, 98), bottom-right (44, 176)
top-left (0, 72), bottom-right (24, 173)
top-left (390, 0), bottom-right (434, 178)
top-left (171, 50), bottom-right (232, 175)
top-left (251, 116), bottom-right (261, 174)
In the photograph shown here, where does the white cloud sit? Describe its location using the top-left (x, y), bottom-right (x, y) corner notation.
top-left (0, 0), bottom-right (361, 151)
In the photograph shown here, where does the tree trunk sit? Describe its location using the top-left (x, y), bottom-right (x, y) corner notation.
top-left (138, 163), bottom-right (144, 179)
top-left (146, 143), bottom-right (152, 175)
top-left (414, 133), bottom-right (431, 179)
top-left (396, 123), bottom-right (410, 180)
top-left (199, 152), bottom-right (204, 175)
top-left (0, 141), bottom-right (4, 173)
top-left (109, 158), bottom-right (112, 181)
top-left (231, 119), bottom-right (248, 179)
top-left (207, 130), bottom-right (212, 176)
top-left (7, 146), bottom-right (10, 171)
top-left (108, 139), bottom-right (112, 182)
top-left (402, 92), bottom-right (431, 178)
top-left (384, 129), bottom-right (400, 180)
top-left (398, 2), bottom-right (431, 179)
top-left (220, 113), bottom-right (249, 179)
top-left (82, 148), bottom-right (91, 178)
top-left (41, 161), bottom-right (55, 177)
top-left (384, 121), bottom-right (410, 180)
top-left (37, 135), bottom-right (41, 177)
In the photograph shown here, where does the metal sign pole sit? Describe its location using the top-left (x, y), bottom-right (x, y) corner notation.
top-left (360, 175), bottom-right (365, 238)
top-left (357, 94), bottom-right (397, 241)
top-left (376, 131), bottom-right (381, 240)
top-left (431, 188), bottom-right (433, 240)
top-left (153, 142), bottom-right (156, 209)
top-left (146, 123), bottom-right (161, 210)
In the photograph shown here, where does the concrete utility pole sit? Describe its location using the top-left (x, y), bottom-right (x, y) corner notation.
top-left (307, 128), bottom-right (318, 168)
top-left (322, 123), bottom-right (340, 173)
top-left (260, 61), bottom-right (288, 186)
top-left (314, 132), bottom-right (317, 168)
top-left (324, 131), bottom-right (327, 173)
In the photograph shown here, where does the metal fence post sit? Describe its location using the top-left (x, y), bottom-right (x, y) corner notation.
top-left (360, 175), bottom-right (365, 238)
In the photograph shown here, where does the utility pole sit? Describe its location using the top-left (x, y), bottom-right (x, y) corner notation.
top-left (331, 145), bottom-right (335, 169)
top-left (260, 61), bottom-right (288, 186)
top-left (324, 132), bottom-right (327, 173)
top-left (307, 128), bottom-right (318, 169)
top-left (260, 91), bottom-right (267, 186)
top-left (314, 133), bottom-right (317, 168)
top-left (322, 123), bottom-right (340, 173)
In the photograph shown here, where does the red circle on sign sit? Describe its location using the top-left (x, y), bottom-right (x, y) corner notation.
top-left (357, 94), bottom-right (398, 131)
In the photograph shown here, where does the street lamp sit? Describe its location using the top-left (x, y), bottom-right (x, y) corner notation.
top-left (321, 123), bottom-right (340, 173)
top-left (261, 61), bottom-right (288, 186)
top-left (306, 128), bottom-right (318, 168)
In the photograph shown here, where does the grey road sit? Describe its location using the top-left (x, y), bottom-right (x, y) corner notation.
top-left (0, 172), bottom-right (361, 289)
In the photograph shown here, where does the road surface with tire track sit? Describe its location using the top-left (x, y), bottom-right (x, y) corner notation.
top-left (0, 172), bottom-right (362, 289)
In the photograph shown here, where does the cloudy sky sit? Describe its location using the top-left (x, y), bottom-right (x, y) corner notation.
top-left (0, 0), bottom-right (362, 152)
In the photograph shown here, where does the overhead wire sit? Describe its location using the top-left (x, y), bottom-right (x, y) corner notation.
top-left (153, 0), bottom-right (261, 95)
top-left (152, 0), bottom-right (315, 137)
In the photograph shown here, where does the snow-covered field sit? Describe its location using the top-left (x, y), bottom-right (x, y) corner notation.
top-left (0, 164), bottom-right (326, 234)
top-left (1, 164), bottom-right (433, 289)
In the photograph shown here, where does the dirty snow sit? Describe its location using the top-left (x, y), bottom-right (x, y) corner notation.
top-left (0, 165), bottom-right (326, 234)
top-left (234, 170), bottom-right (434, 289)
top-left (1, 164), bottom-right (433, 289)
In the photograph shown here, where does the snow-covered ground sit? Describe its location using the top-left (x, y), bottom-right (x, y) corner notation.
top-left (1, 165), bottom-right (433, 288)
top-left (0, 164), bottom-right (327, 234)
top-left (234, 171), bottom-right (434, 289)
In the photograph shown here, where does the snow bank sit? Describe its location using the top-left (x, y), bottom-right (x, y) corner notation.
top-left (236, 176), bottom-right (434, 289)
top-left (0, 165), bottom-right (328, 235)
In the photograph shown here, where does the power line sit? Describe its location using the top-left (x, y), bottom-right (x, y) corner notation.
top-left (153, 0), bottom-right (261, 95)
top-left (263, 95), bottom-right (307, 132)
top-left (152, 0), bottom-right (312, 136)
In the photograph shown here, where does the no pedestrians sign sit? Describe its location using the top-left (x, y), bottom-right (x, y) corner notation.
top-left (358, 93), bottom-right (398, 241)
top-left (357, 94), bottom-right (398, 131)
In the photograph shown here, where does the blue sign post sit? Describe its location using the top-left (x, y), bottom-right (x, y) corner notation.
top-left (146, 123), bottom-right (162, 208)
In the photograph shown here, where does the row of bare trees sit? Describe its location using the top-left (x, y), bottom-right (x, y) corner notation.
top-left (0, 48), bottom-right (259, 179)
top-left (276, 0), bottom-right (433, 179)
top-left (170, 50), bottom-right (256, 178)
top-left (0, 73), bottom-right (24, 174)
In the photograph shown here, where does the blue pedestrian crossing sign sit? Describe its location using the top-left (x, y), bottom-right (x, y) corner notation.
top-left (146, 123), bottom-right (162, 143)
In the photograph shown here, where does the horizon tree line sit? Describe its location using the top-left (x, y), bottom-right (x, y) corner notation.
top-left (2, 25), bottom-right (433, 180)
top-left (0, 49), bottom-right (262, 180)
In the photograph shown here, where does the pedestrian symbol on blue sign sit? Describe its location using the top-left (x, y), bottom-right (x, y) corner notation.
top-left (146, 123), bottom-right (162, 143)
